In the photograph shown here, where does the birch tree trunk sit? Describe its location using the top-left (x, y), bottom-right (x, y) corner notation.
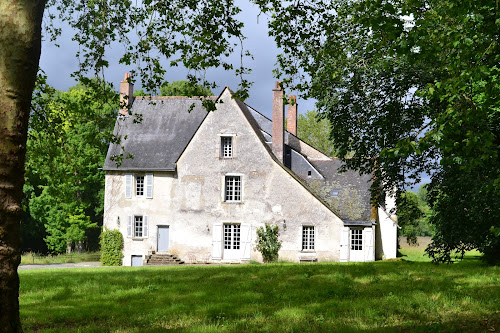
top-left (0, 1), bottom-right (45, 331)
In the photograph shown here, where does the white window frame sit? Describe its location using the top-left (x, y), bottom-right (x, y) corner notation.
top-left (224, 173), bottom-right (243, 202)
top-left (302, 226), bottom-right (315, 251)
top-left (125, 173), bottom-right (153, 199)
top-left (127, 215), bottom-right (148, 239)
top-left (220, 136), bottom-right (233, 158)
top-left (218, 133), bottom-right (236, 158)
top-left (223, 223), bottom-right (241, 250)
top-left (135, 175), bottom-right (145, 196)
top-left (350, 228), bottom-right (363, 251)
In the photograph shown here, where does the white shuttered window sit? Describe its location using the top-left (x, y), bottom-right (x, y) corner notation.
top-left (125, 174), bottom-right (133, 198)
top-left (146, 173), bottom-right (153, 198)
top-left (128, 215), bottom-right (149, 238)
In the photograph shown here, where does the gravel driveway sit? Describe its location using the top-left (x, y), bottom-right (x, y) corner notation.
top-left (18, 262), bottom-right (102, 270)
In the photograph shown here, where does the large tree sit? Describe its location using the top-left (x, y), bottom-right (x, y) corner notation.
top-left (297, 110), bottom-right (337, 157)
top-left (0, 1), bottom-right (248, 330)
top-left (25, 78), bottom-right (117, 254)
top-left (255, 0), bottom-right (500, 263)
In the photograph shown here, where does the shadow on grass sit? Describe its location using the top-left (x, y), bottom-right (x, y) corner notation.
top-left (19, 260), bottom-right (500, 332)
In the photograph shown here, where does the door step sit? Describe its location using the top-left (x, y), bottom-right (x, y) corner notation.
top-left (143, 252), bottom-right (184, 266)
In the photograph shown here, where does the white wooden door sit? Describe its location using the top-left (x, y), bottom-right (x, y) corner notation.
top-left (223, 224), bottom-right (241, 260)
top-left (157, 226), bottom-right (169, 253)
top-left (350, 228), bottom-right (364, 262)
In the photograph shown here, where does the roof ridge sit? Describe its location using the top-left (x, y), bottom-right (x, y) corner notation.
top-left (134, 96), bottom-right (217, 100)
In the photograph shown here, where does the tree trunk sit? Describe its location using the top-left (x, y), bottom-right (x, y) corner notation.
top-left (0, 1), bottom-right (45, 332)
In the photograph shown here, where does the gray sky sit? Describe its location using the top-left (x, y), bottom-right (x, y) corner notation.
top-left (38, 1), bottom-right (316, 120)
top-left (37, 2), bottom-right (428, 190)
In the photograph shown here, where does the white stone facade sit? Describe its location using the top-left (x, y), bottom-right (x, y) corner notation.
top-left (103, 88), bottom-right (394, 265)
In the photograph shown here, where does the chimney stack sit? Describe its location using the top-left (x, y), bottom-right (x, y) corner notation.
top-left (272, 81), bottom-right (284, 163)
top-left (287, 95), bottom-right (297, 136)
top-left (120, 73), bottom-right (134, 115)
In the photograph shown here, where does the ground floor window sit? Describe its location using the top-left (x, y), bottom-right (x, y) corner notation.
top-left (350, 229), bottom-right (363, 250)
top-left (302, 226), bottom-right (315, 250)
top-left (224, 224), bottom-right (241, 250)
top-left (131, 255), bottom-right (143, 267)
top-left (134, 216), bottom-right (144, 237)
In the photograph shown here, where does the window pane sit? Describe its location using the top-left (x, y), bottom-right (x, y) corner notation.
top-left (134, 216), bottom-right (143, 237)
top-left (136, 176), bottom-right (144, 196)
top-left (225, 176), bottom-right (241, 202)
top-left (350, 229), bottom-right (363, 250)
top-left (221, 136), bottom-right (232, 158)
top-left (302, 226), bottom-right (315, 250)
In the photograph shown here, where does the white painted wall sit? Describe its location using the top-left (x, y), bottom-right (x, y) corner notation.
top-left (377, 208), bottom-right (398, 259)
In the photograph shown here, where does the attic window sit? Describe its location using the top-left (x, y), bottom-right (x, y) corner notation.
top-left (220, 135), bottom-right (233, 158)
top-left (307, 171), bottom-right (312, 177)
top-left (331, 189), bottom-right (339, 197)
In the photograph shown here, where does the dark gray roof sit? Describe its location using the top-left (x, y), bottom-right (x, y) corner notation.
top-left (246, 101), bottom-right (372, 222)
top-left (308, 159), bottom-right (373, 222)
top-left (103, 97), bottom-right (210, 171)
top-left (103, 90), bottom-right (373, 223)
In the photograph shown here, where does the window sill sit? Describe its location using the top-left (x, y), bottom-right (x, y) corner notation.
top-left (131, 237), bottom-right (146, 241)
top-left (300, 250), bottom-right (316, 253)
top-left (223, 201), bottom-right (243, 204)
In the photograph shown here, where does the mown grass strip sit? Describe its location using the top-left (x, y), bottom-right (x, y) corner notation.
top-left (20, 258), bottom-right (499, 332)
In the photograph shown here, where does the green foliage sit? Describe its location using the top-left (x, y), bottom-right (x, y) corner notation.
top-left (24, 76), bottom-right (117, 254)
top-left (256, 0), bottom-right (500, 263)
top-left (160, 80), bottom-right (213, 97)
top-left (48, 0), bottom-right (251, 102)
top-left (99, 229), bottom-right (124, 266)
top-left (254, 223), bottom-right (282, 263)
top-left (397, 192), bottom-right (424, 245)
top-left (297, 110), bottom-right (337, 157)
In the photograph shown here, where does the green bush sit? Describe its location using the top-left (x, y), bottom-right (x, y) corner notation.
top-left (255, 223), bottom-right (282, 263)
top-left (100, 229), bottom-right (123, 266)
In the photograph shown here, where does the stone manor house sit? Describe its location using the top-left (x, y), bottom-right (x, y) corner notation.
top-left (103, 74), bottom-right (398, 266)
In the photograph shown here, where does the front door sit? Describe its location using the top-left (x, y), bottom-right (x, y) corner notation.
top-left (223, 224), bottom-right (241, 260)
top-left (350, 228), bottom-right (364, 262)
top-left (157, 226), bottom-right (169, 253)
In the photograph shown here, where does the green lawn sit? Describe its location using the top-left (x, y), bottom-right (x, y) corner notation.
top-left (19, 251), bottom-right (499, 332)
top-left (20, 251), bottom-right (101, 265)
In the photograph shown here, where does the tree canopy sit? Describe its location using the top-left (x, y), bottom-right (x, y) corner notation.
top-left (256, 0), bottom-right (500, 263)
top-left (24, 77), bottom-right (117, 254)
top-left (297, 110), bottom-right (337, 157)
top-left (1, 0), bottom-right (250, 330)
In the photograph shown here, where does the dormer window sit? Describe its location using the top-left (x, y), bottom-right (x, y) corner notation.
top-left (221, 135), bottom-right (233, 158)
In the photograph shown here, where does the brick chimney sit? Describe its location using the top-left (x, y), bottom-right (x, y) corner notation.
top-left (119, 73), bottom-right (134, 115)
top-left (272, 81), bottom-right (284, 163)
top-left (287, 95), bottom-right (297, 136)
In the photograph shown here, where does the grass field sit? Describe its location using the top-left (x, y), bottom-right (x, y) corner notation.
top-left (19, 244), bottom-right (499, 332)
top-left (20, 252), bottom-right (101, 265)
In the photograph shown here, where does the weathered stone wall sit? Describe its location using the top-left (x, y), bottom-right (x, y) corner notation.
top-left (103, 89), bottom-right (344, 265)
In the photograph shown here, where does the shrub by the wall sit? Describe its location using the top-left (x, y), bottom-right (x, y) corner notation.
top-left (100, 229), bottom-right (123, 266)
top-left (255, 223), bottom-right (282, 263)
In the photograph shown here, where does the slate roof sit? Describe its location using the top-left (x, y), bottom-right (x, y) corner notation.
top-left (103, 97), bottom-right (212, 171)
top-left (245, 104), bottom-right (372, 222)
top-left (103, 90), bottom-right (373, 223)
